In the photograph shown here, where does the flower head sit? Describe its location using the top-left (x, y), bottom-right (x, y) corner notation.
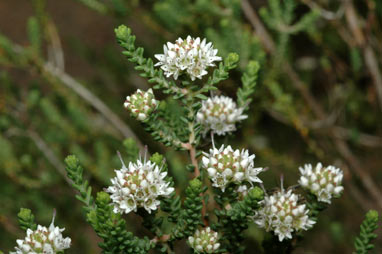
top-left (154, 36), bottom-right (222, 81)
top-left (188, 227), bottom-right (220, 253)
top-left (196, 96), bottom-right (247, 136)
top-left (299, 163), bottom-right (344, 203)
top-left (106, 153), bottom-right (174, 214)
top-left (11, 213), bottom-right (71, 254)
top-left (202, 145), bottom-right (263, 191)
top-left (254, 187), bottom-right (315, 242)
top-left (124, 88), bottom-right (158, 121)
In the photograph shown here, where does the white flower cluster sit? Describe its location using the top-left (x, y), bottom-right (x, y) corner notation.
top-left (196, 96), bottom-right (247, 136)
top-left (299, 163), bottom-right (344, 204)
top-left (11, 216), bottom-right (71, 254)
top-left (124, 88), bottom-right (158, 121)
top-left (106, 156), bottom-right (174, 214)
top-left (188, 227), bottom-right (220, 253)
top-left (202, 145), bottom-right (263, 191)
top-left (254, 188), bottom-right (315, 242)
top-left (154, 36), bottom-right (222, 81)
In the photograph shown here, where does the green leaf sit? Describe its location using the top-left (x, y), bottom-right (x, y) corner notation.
top-left (17, 208), bottom-right (37, 231)
top-left (27, 16), bottom-right (41, 55)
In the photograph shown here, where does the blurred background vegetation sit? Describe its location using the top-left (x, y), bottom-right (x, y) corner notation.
top-left (0, 0), bottom-right (381, 253)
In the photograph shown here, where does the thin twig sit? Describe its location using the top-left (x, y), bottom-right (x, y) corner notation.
top-left (327, 126), bottom-right (382, 148)
top-left (344, 0), bottom-right (382, 110)
top-left (42, 62), bottom-right (146, 151)
top-left (27, 130), bottom-right (72, 185)
top-left (6, 128), bottom-right (73, 185)
top-left (8, 41), bottom-right (147, 152)
top-left (301, 0), bottom-right (345, 20)
top-left (46, 20), bottom-right (65, 70)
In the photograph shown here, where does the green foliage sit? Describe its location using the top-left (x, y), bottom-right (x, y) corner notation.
top-left (237, 61), bottom-right (260, 111)
top-left (115, 25), bottom-right (183, 96)
top-left (214, 187), bottom-right (264, 254)
top-left (87, 192), bottom-right (152, 254)
top-left (353, 210), bottom-right (379, 254)
top-left (171, 178), bottom-right (206, 240)
top-left (64, 155), bottom-right (94, 211)
top-left (75, 0), bottom-right (108, 14)
top-left (260, 0), bottom-right (319, 35)
top-left (306, 193), bottom-right (328, 222)
top-left (123, 138), bottom-right (140, 162)
top-left (27, 16), bottom-right (41, 55)
top-left (144, 100), bottom-right (189, 148)
top-left (17, 208), bottom-right (37, 231)
top-left (206, 52), bottom-right (239, 88)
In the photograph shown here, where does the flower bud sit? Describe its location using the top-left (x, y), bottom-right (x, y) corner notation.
top-left (124, 88), bottom-right (158, 121)
top-left (188, 227), bottom-right (220, 253)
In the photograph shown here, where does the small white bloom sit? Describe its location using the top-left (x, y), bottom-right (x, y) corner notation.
top-left (298, 163), bottom-right (344, 203)
top-left (124, 88), bottom-right (158, 121)
top-left (236, 184), bottom-right (251, 200)
top-left (196, 96), bottom-right (247, 136)
top-left (10, 214), bottom-right (71, 254)
top-left (106, 154), bottom-right (174, 214)
top-left (202, 145), bottom-right (263, 191)
top-left (254, 188), bottom-right (315, 242)
top-left (188, 227), bottom-right (220, 253)
top-left (155, 36), bottom-right (221, 81)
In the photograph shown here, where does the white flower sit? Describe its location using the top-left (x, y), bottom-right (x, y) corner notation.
top-left (106, 154), bottom-right (174, 214)
top-left (202, 145), bottom-right (263, 191)
top-left (124, 88), bottom-right (158, 121)
top-left (154, 36), bottom-right (222, 81)
top-left (196, 96), bottom-right (247, 136)
top-left (298, 163), bottom-right (344, 204)
top-left (236, 184), bottom-right (250, 200)
top-left (188, 227), bottom-right (220, 253)
top-left (254, 188), bottom-right (315, 242)
top-left (11, 214), bottom-right (71, 254)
